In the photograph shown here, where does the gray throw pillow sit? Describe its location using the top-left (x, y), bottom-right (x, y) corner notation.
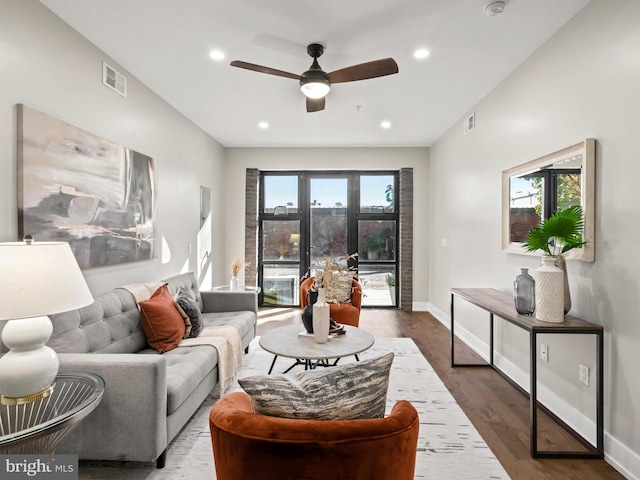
top-left (238, 352), bottom-right (394, 420)
top-left (175, 288), bottom-right (202, 337)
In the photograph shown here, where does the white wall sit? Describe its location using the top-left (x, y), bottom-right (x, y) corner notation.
top-left (0, 0), bottom-right (226, 296)
top-left (224, 147), bottom-right (429, 307)
top-left (428, 1), bottom-right (640, 477)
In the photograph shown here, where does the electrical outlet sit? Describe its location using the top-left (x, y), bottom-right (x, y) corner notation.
top-left (540, 344), bottom-right (549, 362)
top-left (579, 363), bottom-right (590, 387)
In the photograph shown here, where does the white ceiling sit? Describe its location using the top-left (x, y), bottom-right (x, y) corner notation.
top-left (39, 0), bottom-right (590, 148)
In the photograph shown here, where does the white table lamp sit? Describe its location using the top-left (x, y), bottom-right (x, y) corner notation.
top-left (0, 238), bottom-right (93, 405)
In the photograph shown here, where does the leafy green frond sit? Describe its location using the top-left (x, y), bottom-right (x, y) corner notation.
top-left (522, 206), bottom-right (585, 256)
top-left (523, 227), bottom-right (552, 254)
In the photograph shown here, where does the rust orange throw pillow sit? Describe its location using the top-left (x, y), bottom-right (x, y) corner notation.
top-left (139, 284), bottom-right (185, 353)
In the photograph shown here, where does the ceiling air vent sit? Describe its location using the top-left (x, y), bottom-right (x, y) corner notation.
top-left (102, 62), bottom-right (127, 97)
top-left (463, 113), bottom-right (475, 135)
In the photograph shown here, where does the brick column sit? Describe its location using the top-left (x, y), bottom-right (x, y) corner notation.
top-left (244, 169), bottom-right (259, 287)
top-left (399, 168), bottom-right (413, 311)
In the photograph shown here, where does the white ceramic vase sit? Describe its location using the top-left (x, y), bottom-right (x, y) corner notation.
top-left (555, 254), bottom-right (572, 314)
top-left (312, 287), bottom-right (330, 343)
top-left (229, 275), bottom-right (240, 292)
top-left (535, 256), bottom-right (564, 323)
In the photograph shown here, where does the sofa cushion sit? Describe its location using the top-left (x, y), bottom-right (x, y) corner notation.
top-left (175, 288), bottom-right (202, 338)
top-left (238, 352), bottom-right (394, 420)
top-left (138, 345), bottom-right (218, 414)
top-left (139, 285), bottom-right (186, 353)
top-left (201, 311), bottom-right (255, 341)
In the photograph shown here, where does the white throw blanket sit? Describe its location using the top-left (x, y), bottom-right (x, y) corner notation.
top-left (118, 282), bottom-right (165, 303)
top-left (180, 325), bottom-right (243, 394)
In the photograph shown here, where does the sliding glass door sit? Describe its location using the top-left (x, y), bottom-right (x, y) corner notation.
top-left (357, 174), bottom-right (397, 306)
top-left (260, 175), bottom-right (301, 306)
top-left (309, 176), bottom-right (349, 263)
top-left (259, 171), bottom-right (398, 307)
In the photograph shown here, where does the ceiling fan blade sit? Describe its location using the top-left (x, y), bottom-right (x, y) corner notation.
top-left (230, 60), bottom-right (301, 80)
top-left (306, 97), bottom-right (325, 113)
top-left (328, 58), bottom-right (398, 84)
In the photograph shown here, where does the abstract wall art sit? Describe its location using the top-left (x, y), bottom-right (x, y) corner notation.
top-left (17, 104), bottom-right (157, 269)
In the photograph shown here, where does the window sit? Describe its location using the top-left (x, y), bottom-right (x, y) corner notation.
top-left (264, 175), bottom-right (298, 214)
top-left (510, 168), bottom-right (581, 243)
top-left (258, 171), bottom-right (399, 308)
top-left (358, 175), bottom-right (397, 306)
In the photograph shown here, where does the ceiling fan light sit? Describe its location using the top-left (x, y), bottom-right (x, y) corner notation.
top-left (300, 79), bottom-right (330, 99)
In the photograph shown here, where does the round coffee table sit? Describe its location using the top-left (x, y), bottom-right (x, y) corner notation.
top-left (259, 324), bottom-right (375, 374)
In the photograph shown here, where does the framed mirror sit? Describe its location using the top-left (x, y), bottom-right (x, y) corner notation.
top-left (502, 139), bottom-right (595, 262)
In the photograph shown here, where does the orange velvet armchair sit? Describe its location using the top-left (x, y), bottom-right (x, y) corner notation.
top-left (300, 276), bottom-right (363, 327)
top-left (209, 391), bottom-right (419, 480)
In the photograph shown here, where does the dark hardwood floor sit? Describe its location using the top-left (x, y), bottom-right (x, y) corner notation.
top-left (257, 307), bottom-right (624, 480)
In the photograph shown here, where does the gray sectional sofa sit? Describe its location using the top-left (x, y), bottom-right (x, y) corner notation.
top-left (46, 272), bottom-right (257, 468)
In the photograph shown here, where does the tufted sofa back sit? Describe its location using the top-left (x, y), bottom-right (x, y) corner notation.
top-left (163, 272), bottom-right (203, 311)
top-left (46, 272), bottom-right (202, 354)
top-left (48, 288), bottom-right (146, 354)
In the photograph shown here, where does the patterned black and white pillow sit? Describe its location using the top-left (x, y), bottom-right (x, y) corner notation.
top-left (238, 352), bottom-right (394, 420)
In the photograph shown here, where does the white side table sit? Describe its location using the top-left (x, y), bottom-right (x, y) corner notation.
top-left (212, 286), bottom-right (261, 293)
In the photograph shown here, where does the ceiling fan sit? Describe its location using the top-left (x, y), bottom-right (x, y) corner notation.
top-left (230, 43), bottom-right (399, 113)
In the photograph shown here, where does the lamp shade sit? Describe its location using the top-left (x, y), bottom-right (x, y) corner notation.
top-left (0, 241), bottom-right (93, 321)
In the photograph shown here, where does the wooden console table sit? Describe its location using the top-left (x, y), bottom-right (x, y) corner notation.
top-left (450, 288), bottom-right (604, 459)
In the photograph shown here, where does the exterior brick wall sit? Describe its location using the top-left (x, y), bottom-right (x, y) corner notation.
top-left (244, 169), bottom-right (259, 286)
top-left (399, 168), bottom-right (413, 311)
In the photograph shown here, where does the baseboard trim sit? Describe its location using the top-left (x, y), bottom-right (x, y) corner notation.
top-left (426, 303), bottom-right (639, 480)
top-left (427, 303), bottom-right (449, 327)
top-left (605, 434), bottom-right (640, 480)
top-left (412, 301), bottom-right (430, 312)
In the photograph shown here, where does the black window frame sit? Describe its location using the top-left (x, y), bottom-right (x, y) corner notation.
top-left (258, 170), bottom-right (399, 307)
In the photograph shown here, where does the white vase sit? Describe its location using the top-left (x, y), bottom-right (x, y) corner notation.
top-left (555, 254), bottom-right (572, 314)
top-left (230, 275), bottom-right (240, 291)
top-left (535, 256), bottom-right (564, 323)
top-left (312, 287), bottom-right (330, 343)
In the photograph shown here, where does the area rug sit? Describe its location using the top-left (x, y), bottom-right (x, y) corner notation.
top-left (79, 337), bottom-right (511, 479)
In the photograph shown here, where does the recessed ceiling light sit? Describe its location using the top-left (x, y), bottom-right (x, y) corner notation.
top-left (258, 121), bottom-right (269, 129)
top-left (414, 48), bottom-right (430, 59)
top-left (380, 121), bottom-right (392, 129)
top-left (209, 50), bottom-right (225, 61)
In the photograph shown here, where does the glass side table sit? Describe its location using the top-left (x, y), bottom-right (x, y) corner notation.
top-left (0, 371), bottom-right (105, 454)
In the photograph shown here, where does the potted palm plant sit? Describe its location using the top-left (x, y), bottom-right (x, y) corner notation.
top-left (364, 233), bottom-right (385, 260)
top-left (522, 205), bottom-right (585, 257)
top-left (522, 205), bottom-right (585, 316)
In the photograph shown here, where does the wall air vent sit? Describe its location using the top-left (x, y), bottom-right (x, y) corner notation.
top-left (463, 113), bottom-right (475, 135)
top-left (102, 62), bottom-right (127, 97)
